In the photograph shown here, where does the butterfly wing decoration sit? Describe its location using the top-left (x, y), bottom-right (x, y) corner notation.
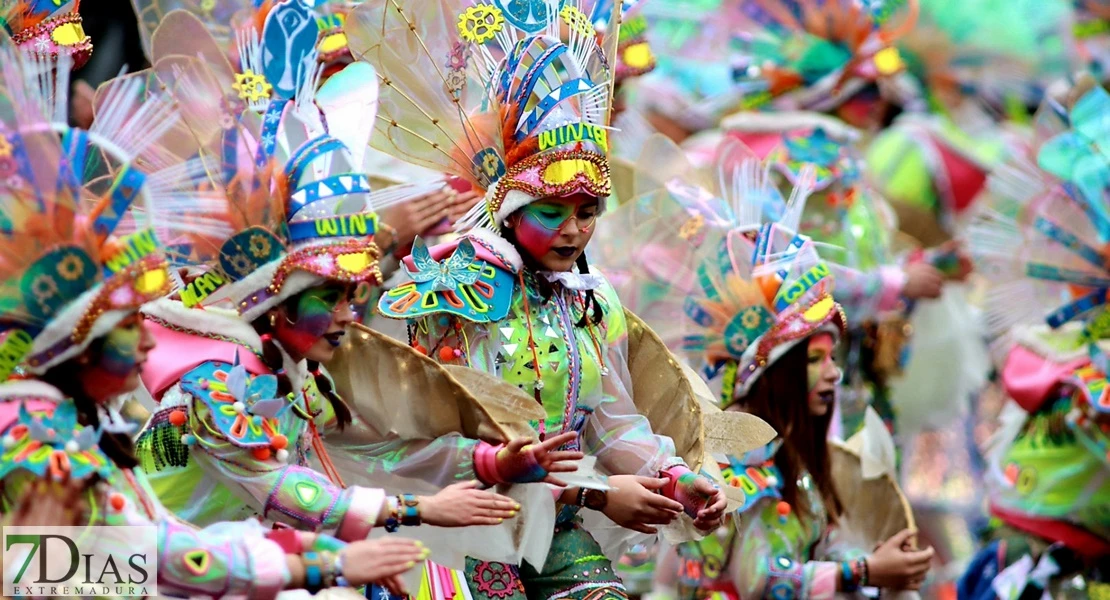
top-left (245, 374), bottom-right (288, 419)
top-left (444, 238), bottom-right (481, 287)
top-left (226, 349), bottom-right (250, 402)
top-left (407, 237), bottom-right (439, 284)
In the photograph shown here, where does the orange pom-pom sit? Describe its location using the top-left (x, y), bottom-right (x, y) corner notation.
top-left (776, 501), bottom-right (791, 517)
top-left (438, 346), bottom-right (457, 362)
top-left (109, 493), bottom-right (126, 512)
top-left (755, 274), bottom-right (781, 304)
top-left (252, 447), bottom-right (272, 461)
top-left (168, 410), bottom-right (187, 426)
top-left (412, 344), bottom-right (428, 355)
top-left (271, 435), bottom-right (289, 450)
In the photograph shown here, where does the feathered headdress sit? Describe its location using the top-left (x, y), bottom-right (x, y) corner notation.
top-left (727, 0), bottom-right (919, 112)
top-left (891, 0), bottom-right (1073, 111)
top-left (1, 0), bottom-right (92, 67)
top-left (596, 134), bottom-right (844, 405)
top-left (0, 48), bottom-right (188, 377)
top-left (346, 0), bottom-right (616, 262)
top-left (584, 0), bottom-right (655, 82)
top-left (129, 6), bottom-right (385, 322)
top-left (970, 82), bottom-right (1110, 373)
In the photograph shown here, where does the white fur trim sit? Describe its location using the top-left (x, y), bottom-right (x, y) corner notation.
top-left (721, 111), bottom-right (861, 142)
top-left (0, 379), bottom-right (66, 403)
top-left (143, 298), bottom-right (264, 352)
top-left (467, 227), bottom-right (523, 271)
top-left (26, 277), bottom-right (135, 374)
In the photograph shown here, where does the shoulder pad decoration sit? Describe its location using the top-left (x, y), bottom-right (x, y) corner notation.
top-left (379, 237), bottom-right (515, 323)
top-left (1, 401), bottom-right (112, 481)
top-left (719, 440), bottom-right (784, 514)
top-left (180, 353), bottom-right (293, 456)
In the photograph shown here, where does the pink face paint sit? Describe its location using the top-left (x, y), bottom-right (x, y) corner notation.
top-left (274, 286), bottom-right (347, 356)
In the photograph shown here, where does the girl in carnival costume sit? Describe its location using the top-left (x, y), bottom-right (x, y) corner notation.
top-left (124, 5), bottom-right (578, 552)
top-left (598, 153), bottom-right (935, 599)
top-left (0, 44), bottom-right (429, 598)
top-left (960, 78), bottom-right (1110, 599)
top-left (346, 0), bottom-right (743, 597)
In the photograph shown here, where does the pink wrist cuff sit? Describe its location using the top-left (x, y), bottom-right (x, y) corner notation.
top-left (248, 539), bottom-right (291, 600)
top-left (474, 441), bottom-right (505, 485)
top-left (809, 561), bottom-right (840, 600)
top-left (660, 466), bottom-right (705, 517)
top-left (879, 266), bottom-right (908, 312)
top-left (335, 486), bottom-right (386, 541)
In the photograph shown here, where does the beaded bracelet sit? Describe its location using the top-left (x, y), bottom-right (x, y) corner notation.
top-left (399, 494), bottom-right (422, 527)
top-left (840, 557), bottom-right (868, 592)
top-left (384, 496), bottom-right (402, 533)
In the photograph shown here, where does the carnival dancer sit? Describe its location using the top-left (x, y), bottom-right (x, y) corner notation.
top-left (0, 45), bottom-right (428, 598)
top-left (960, 79), bottom-right (1110, 599)
top-left (124, 6), bottom-right (580, 542)
top-left (348, 0), bottom-right (734, 597)
top-left (613, 162), bottom-right (935, 599)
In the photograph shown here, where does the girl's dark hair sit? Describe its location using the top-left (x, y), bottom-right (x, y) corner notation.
top-left (253, 291), bottom-right (352, 430)
top-left (44, 339), bottom-right (139, 470)
top-left (738, 339), bottom-right (842, 524)
top-left (502, 211), bottom-right (604, 327)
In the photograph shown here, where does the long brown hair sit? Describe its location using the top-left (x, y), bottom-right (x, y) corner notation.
top-left (737, 338), bottom-right (842, 525)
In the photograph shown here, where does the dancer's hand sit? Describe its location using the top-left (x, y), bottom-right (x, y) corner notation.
top-left (496, 431), bottom-right (584, 485)
top-left (379, 190), bottom-right (452, 254)
top-left (691, 478), bottom-right (726, 531)
top-left (866, 529), bottom-right (935, 590)
top-left (446, 190), bottom-right (483, 223)
top-left (419, 481), bottom-right (520, 527)
top-left (339, 538), bottom-right (427, 590)
top-left (901, 263), bottom-right (944, 300)
top-left (602, 475), bottom-right (683, 534)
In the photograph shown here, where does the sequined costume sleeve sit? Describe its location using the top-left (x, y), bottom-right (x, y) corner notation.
top-left (731, 497), bottom-right (841, 600)
top-left (153, 511), bottom-right (292, 598)
top-left (317, 363), bottom-right (482, 490)
top-left (326, 419), bottom-right (481, 490)
top-left (0, 399), bottom-right (293, 600)
top-left (162, 377), bottom-right (385, 541)
top-left (584, 278), bottom-right (685, 476)
top-left (830, 265), bottom-right (906, 324)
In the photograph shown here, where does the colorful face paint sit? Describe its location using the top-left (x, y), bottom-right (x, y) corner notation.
top-left (97, 323), bottom-right (144, 377)
top-left (274, 285), bottom-right (349, 356)
top-left (514, 197), bottom-right (599, 263)
top-left (806, 333), bottom-right (836, 392)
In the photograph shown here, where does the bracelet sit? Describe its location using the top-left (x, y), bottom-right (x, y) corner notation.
top-left (384, 496), bottom-right (401, 533)
top-left (858, 557), bottom-right (869, 587)
top-left (302, 551), bottom-right (326, 594)
top-left (333, 551), bottom-right (349, 588)
top-left (840, 557), bottom-right (868, 592)
top-left (399, 494), bottom-right (422, 527)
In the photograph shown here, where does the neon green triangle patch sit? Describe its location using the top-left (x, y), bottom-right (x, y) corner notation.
top-left (295, 481), bottom-right (322, 507)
